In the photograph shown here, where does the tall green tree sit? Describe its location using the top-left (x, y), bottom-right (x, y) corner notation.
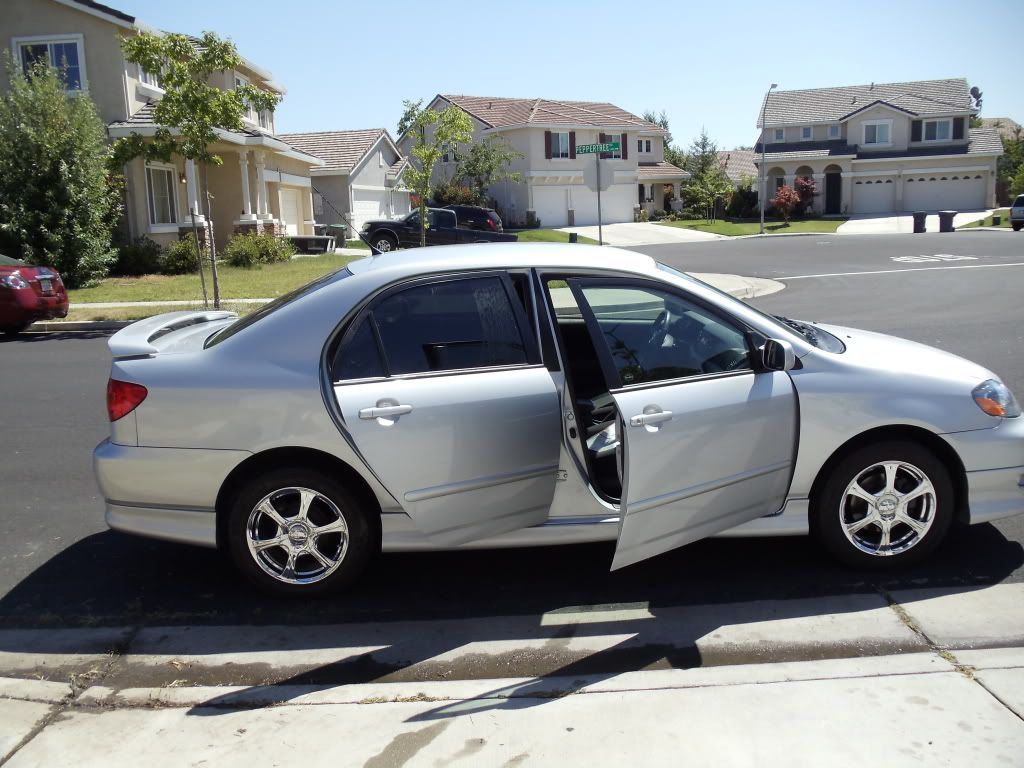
top-left (456, 136), bottom-right (523, 204)
top-left (396, 98), bottom-right (424, 139)
top-left (681, 129), bottom-right (731, 220)
top-left (402, 105), bottom-right (473, 246)
top-left (683, 128), bottom-right (720, 178)
top-left (0, 57), bottom-right (119, 287)
top-left (115, 31), bottom-right (280, 307)
top-left (643, 109), bottom-right (685, 168)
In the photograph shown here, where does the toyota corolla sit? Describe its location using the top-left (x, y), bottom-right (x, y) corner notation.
top-left (93, 244), bottom-right (1024, 595)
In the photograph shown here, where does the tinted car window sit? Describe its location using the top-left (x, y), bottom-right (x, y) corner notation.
top-left (333, 316), bottom-right (385, 380)
top-left (374, 276), bottom-right (528, 375)
top-left (1014, 195), bottom-right (1024, 207)
top-left (578, 284), bottom-right (751, 386)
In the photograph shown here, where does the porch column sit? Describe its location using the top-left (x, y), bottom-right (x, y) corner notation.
top-left (254, 152), bottom-right (269, 218)
top-left (238, 151), bottom-right (255, 219)
top-left (184, 158), bottom-right (204, 222)
top-left (812, 173), bottom-right (825, 214)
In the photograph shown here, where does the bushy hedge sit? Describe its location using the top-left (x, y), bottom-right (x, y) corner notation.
top-left (111, 237), bottom-right (162, 276)
top-left (223, 232), bottom-right (295, 268)
top-left (162, 238), bottom-right (206, 275)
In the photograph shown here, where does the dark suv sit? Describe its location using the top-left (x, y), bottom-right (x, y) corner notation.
top-left (443, 205), bottom-right (504, 233)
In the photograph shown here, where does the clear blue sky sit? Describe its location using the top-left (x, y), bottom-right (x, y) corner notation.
top-left (115, 0), bottom-right (1017, 151)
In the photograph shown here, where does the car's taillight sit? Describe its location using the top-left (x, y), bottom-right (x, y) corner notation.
top-left (107, 378), bottom-right (148, 421)
top-left (487, 218), bottom-right (497, 231)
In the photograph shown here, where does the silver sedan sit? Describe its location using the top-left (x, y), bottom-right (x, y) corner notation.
top-left (93, 244), bottom-right (1024, 594)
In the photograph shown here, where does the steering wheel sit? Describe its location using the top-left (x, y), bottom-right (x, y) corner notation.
top-left (648, 309), bottom-right (672, 347)
top-left (702, 348), bottom-right (749, 373)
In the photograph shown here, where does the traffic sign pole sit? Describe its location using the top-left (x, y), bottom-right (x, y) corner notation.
top-left (575, 142), bottom-right (618, 246)
top-left (596, 153), bottom-right (603, 245)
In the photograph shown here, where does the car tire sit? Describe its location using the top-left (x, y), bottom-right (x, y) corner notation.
top-left (811, 440), bottom-right (954, 569)
top-left (1, 322), bottom-right (29, 336)
top-left (1013, 223), bottom-right (1022, 232)
top-left (373, 235), bottom-right (397, 252)
top-left (227, 467), bottom-right (377, 596)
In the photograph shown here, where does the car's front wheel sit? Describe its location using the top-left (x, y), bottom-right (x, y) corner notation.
top-left (812, 440), bottom-right (954, 569)
top-left (227, 468), bottom-right (376, 595)
top-left (1, 322), bottom-right (29, 336)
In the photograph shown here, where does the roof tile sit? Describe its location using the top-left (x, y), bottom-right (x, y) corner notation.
top-left (275, 129), bottom-right (387, 173)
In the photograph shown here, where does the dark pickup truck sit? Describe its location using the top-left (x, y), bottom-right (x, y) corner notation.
top-left (360, 208), bottom-right (518, 252)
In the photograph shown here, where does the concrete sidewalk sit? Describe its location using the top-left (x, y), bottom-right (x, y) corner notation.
top-left (2, 584), bottom-right (1023, 766)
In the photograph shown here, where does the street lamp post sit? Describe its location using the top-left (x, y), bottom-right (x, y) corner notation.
top-left (759, 83), bottom-right (778, 235)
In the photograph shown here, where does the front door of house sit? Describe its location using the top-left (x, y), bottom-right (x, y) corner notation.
top-left (825, 173), bottom-right (841, 215)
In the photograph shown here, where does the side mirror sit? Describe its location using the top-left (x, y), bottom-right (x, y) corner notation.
top-left (762, 338), bottom-right (796, 372)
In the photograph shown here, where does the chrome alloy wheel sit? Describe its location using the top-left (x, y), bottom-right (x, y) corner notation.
top-left (373, 237), bottom-right (393, 252)
top-left (839, 461), bottom-right (937, 557)
top-left (246, 487), bottom-right (349, 585)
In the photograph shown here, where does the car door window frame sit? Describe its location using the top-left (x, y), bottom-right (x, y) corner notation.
top-left (566, 276), bottom-right (761, 393)
top-left (330, 270), bottom-right (542, 385)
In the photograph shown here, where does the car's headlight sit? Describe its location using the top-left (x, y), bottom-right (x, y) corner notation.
top-left (973, 379), bottom-right (1021, 418)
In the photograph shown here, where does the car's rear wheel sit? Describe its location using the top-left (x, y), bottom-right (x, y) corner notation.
top-left (373, 235), bottom-right (397, 252)
top-left (227, 468), bottom-right (376, 595)
top-left (1013, 223), bottom-right (1022, 232)
top-left (811, 440), bottom-right (954, 569)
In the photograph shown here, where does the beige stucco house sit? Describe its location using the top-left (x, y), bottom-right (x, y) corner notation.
top-left (753, 78), bottom-right (1002, 216)
top-left (0, 0), bottom-right (323, 249)
top-left (398, 95), bottom-right (689, 227)
top-left (277, 129), bottom-right (410, 232)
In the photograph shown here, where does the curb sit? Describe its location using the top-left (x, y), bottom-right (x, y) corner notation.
top-left (27, 320), bottom-right (132, 332)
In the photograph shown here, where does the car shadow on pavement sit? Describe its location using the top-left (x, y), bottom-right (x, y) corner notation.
top-left (1, 523), bottom-right (1020, 721)
top-left (0, 330), bottom-right (115, 344)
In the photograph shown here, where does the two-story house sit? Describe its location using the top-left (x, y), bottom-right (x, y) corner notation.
top-left (277, 128), bottom-right (411, 232)
top-left (398, 95), bottom-right (689, 227)
top-left (753, 79), bottom-right (1002, 216)
top-left (1, 0), bottom-right (324, 250)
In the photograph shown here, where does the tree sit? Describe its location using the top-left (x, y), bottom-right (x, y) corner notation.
top-left (456, 136), bottom-right (523, 204)
top-left (402, 105), bottom-right (473, 246)
top-left (643, 109), bottom-right (685, 168)
top-left (686, 164), bottom-right (733, 221)
top-left (794, 176), bottom-right (816, 217)
top-left (684, 128), bottom-right (720, 179)
top-left (1010, 164), bottom-right (1024, 198)
top-left (115, 31), bottom-right (280, 307)
top-left (396, 99), bottom-right (424, 139)
top-left (0, 57), bottom-right (119, 287)
top-left (772, 185), bottom-right (800, 224)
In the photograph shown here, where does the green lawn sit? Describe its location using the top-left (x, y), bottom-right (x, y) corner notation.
top-left (513, 229), bottom-right (600, 245)
top-left (69, 252), bottom-right (360, 304)
top-left (959, 209), bottom-right (1011, 229)
top-left (656, 218), bottom-right (848, 236)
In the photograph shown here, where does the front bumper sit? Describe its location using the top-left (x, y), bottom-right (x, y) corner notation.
top-left (93, 439), bottom-right (250, 547)
top-left (941, 416), bottom-right (1024, 525)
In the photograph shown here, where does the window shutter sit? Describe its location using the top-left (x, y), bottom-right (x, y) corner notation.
top-left (544, 131), bottom-right (552, 160)
top-left (911, 120), bottom-right (922, 142)
top-left (953, 117), bottom-right (965, 140)
top-left (621, 132), bottom-right (628, 160)
top-left (569, 131), bottom-right (576, 159)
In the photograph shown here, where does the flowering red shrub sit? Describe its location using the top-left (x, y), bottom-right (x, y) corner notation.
top-left (772, 185), bottom-right (800, 223)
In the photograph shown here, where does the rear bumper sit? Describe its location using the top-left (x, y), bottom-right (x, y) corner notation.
top-left (93, 439), bottom-right (249, 546)
top-left (941, 417), bottom-right (1024, 525)
top-left (12, 292), bottom-right (68, 321)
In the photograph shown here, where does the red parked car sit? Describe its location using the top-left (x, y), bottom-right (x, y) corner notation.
top-left (0, 254), bottom-right (69, 335)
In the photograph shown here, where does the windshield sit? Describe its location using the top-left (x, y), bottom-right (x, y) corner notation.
top-left (656, 262), bottom-right (845, 352)
top-left (205, 267), bottom-right (354, 347)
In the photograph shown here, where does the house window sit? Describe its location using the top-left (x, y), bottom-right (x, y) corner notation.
top-left (234, 73), bottom-right (257, 122)
top-left (258, 109), bottom-right (273, 131)
top-left (774, 128), bottom-right (784, 142)
top-left (801, 127), bottom-right (811, 140)
top-left (15, 35), bottom-right (85, 91)
top-left (145, 164), bottom-right (179, 226)
top-left (139, 66), bottom-right (161, 89)
top-left (645, 139), bottom-right (651, 153)
top-left (863, 121), bottom-right (891, 146)
top-left (605, 133), bottom-right (622, 159)
top-left (828, 125), bottom-right (840, 139)
top-left (551, 132), bottom-right (570, 159)
top-left (922, 119), bottom-right (952, 142)
top-left (637, 138), bottom-right (643, 153)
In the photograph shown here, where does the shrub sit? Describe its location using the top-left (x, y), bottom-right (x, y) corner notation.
top-left (430, 179), bottom-right (479, 206)
top-left (163, 237), bottom-right (206, 275)
top-left (111, 237), bottom-right (161, 276)
top-left (223, 232), bottom-right (295, 268)
top-left (650, 209), bottom-right (668, 221)
top-left (525, 211), bottom-right (541, 229)
top-left (794, 176), bottom-right (816, 217)
top-left (637, 208), bottom-right (650, 222)
top-left (726, 177), bottom-right (759, 219)
top-left (772, 185), bottom-right (801, 224)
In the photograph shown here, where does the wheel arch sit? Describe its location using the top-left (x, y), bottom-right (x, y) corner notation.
top-left (215, 446), bottom-right (383, 550)
top-left (808, 424), bottom-right (969, 527)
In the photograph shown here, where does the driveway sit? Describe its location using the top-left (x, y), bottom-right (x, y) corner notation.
top-left (558, 221), bottom-right (724, 246)
top-left (837, 209), bottom-right (992, 235)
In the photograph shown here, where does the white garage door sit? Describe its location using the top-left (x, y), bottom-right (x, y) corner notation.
top-left (351, 188), bottom-right (389, 231)
top-left (851, 178), bottom-right (897, 214)
top-left (533, 184), bottom-right (635, 228)
top-left (903, 173), bottom-right (986, 212)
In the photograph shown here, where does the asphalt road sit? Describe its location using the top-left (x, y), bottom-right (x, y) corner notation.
top-left (1, 230), bottom-right (1022, 631)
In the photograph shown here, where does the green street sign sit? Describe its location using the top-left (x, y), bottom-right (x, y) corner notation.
top-left (575, 142), bottom-right (620, 155)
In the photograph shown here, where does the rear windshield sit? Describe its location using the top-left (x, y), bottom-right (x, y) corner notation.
top-left (1014, 196), bottom-right (1024, 207)
top-left (0, 254), bottom-right (26, 266)
top-left (205, 267), bottom-right (353, 347)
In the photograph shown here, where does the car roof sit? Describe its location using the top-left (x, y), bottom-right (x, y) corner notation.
top-left (346, 243), bottom-right (658, 280)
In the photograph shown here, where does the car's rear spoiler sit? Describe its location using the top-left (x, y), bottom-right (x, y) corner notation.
top-left (108, 310), bottom-right (237, 358)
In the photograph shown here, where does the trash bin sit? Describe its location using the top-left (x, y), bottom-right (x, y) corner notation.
top-left (912, 211), bottom-right (927, 233)
top-left (938, 210), bottom-right (956, 233)
top-left (568, 232), bottom-right (578, 244)
top-left (992, 214), bottom-right (1001, 226)
top-left (328, 223), bottom-right (347, 248)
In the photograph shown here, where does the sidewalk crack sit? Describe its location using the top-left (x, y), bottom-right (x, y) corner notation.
top-left (876, 586), bottom-right (975, 678)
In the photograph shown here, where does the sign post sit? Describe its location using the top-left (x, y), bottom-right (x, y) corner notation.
top-left (575, 141), bottom-right (619, 245)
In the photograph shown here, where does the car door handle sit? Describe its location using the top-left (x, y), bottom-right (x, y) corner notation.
top-left (359, 404), bottom-right (413, 420)
top-left (629, 410), bottom-right (673, 427)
